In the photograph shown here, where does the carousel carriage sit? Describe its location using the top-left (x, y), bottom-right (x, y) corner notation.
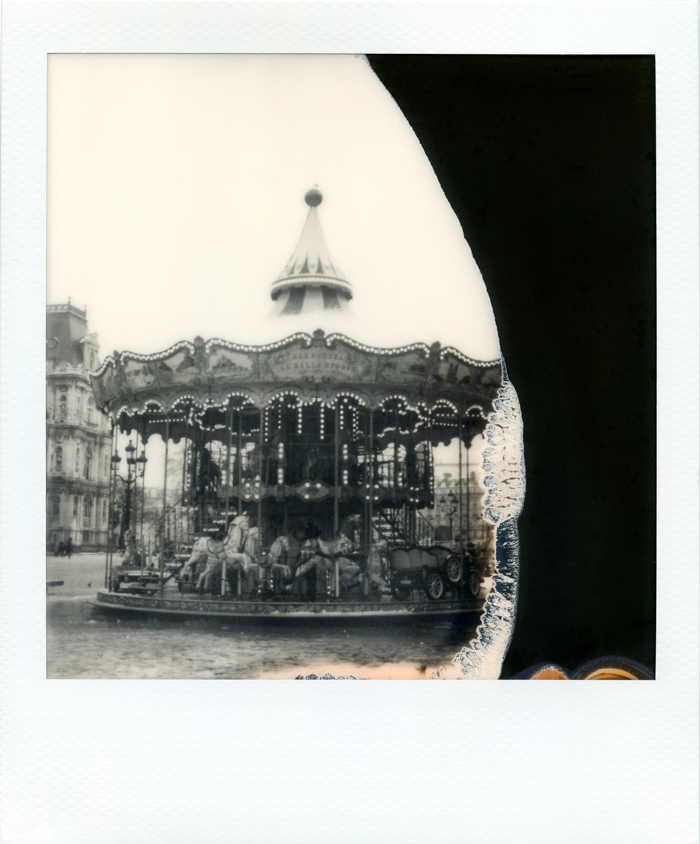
top-left (91, 190), bottom-right (502, 619)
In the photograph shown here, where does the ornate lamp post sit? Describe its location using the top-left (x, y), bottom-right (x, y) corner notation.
top-left (113, 440), bottom-right (147, 550)
top-left (439, 489), bottom-right (458, 539)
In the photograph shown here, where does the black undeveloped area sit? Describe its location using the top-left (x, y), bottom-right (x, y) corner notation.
top-left (367, 55), bottom-right (656, 675)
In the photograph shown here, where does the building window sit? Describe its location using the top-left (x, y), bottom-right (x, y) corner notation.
top-left (59, 395), bottom-right (67, 419)
top-left (55, 445), bottom-right (63, 472)
top-left (50, 495), bottom-right (60, 518)
top-left (87, 396), bottom-right (95, 424)
top-left (103, 453), bottom-right (109, 478)
top-left (75, 446), bottom-right (81, 475)
top-left (84, 495), bottom-right (92, 525)
top-left (102, 499), bottom-right (107, 525)
top-left (84, 445), bottom-right (93, 480)
top-left (73, 495), bottom-right (79, 517)
top-left (76, 393), bottom-right (82, 421)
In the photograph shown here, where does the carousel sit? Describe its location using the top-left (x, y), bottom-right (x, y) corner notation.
top-left (91, 189), bottom-right (502, 620)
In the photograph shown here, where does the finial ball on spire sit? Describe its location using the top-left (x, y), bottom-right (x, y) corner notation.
top-left (305, 188), bottom-right (322, 207)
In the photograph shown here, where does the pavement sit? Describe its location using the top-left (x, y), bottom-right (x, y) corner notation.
top-left (46, 553), bottom-right (107, 598)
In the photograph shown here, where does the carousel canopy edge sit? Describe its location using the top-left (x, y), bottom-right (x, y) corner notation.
top-left (90, 331), bottom-right (503, 419)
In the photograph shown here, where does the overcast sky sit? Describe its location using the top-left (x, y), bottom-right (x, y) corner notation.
top-left (48, 53), bottom-right (501, 362)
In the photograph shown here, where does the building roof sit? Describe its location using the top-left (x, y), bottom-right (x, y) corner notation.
top-left (270, 190), bottom-right (353, 317)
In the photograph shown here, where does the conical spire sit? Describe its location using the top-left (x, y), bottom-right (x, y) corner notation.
top-left (270, 189), bottom-right (353, 317)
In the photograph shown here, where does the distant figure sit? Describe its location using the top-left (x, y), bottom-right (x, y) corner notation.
top-left (65, 537), bottom-right (73, 559)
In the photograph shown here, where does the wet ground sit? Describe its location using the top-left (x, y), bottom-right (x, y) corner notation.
top-left (47, 555), bottom-right (480, 678)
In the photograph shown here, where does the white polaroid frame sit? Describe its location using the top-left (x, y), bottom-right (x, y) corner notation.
top-left (1, 3), bottom-right (698, 842)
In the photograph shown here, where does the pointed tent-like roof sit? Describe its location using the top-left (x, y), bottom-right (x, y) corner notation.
top-left (270, 190), bottom-right (353, 317)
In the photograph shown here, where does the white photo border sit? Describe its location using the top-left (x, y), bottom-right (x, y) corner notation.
top-left (2, 3), bottom-right (698, 842)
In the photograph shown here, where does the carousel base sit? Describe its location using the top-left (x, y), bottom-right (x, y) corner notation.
top-left (93, 588), bottom-right (484, 621)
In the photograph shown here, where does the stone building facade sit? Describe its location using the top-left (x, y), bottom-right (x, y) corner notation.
top-left (46, 303), bottom-right (111, 551)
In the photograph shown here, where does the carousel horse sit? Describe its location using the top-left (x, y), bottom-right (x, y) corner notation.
top-left (179, 534), bottom-right (227, 589)
top-left (339, 514), bottom-right (389, 591)
top-left (238, 527), bottom-right (262, 584)
top-left (223, 515), bottom-right (255, 574)
top-left (199, 530), bottom-right (260, 595)
top-left (294, 533), bottom-right (362, 589)
top-left (179, 516), bottom-right (257, 594)
top-left (265, 535), bottom-right (293, 586)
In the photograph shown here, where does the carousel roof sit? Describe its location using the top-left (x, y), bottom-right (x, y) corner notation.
top-left (91, 189), bottom-right (503, 439)
top-left (90, 329), bottom-right (502, 430)
top-left (269, 189), bottom-right (353, 317)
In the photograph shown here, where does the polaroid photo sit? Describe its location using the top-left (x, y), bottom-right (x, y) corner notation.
top-left (46, 53), bottom-right (518, 681)
top-left (2, 4), bottom-right (698, 843)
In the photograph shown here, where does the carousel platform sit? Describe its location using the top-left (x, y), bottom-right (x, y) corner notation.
top-left (93, 587), bottom-right (484, 621)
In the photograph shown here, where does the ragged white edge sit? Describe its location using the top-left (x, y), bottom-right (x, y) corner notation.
top-left (294, 673), bottom-right (369, 680)
top-left (449, 375), bottom-right (526, 680)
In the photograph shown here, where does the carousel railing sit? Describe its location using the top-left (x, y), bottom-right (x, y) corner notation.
top-left (138, 494), bottom-right (197, 569)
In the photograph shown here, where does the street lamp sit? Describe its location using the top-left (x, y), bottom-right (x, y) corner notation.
top-left (113, 440), bottom-right (147, 550)
top-left (439, 490), bottom-right (458, 539)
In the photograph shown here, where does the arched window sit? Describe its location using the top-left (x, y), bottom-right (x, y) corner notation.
top-left (84, 495), bottom-right (92, 524)
top-left (87, 396), bottom-right (95, 424)
top-left (55, 445), bottom-right (63, 472)
top-left (84, 445), bottom-right (93, 480)
top-left (73, 495), bottom-right (79, 517)
top-left (75, 446), bottom-right (81, 475)
top-left (59, 395), bottom-right (67, 419)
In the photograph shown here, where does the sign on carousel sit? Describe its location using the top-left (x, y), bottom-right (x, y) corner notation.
top-left (263, 345), bottom-right (374, 381)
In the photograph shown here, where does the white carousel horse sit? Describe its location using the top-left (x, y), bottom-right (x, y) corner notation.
top-left (198, 537), bottom-right (258, 594)
top-left (180, 514), bottom-right (258, 593)
top-left (266, 536), bottom-right (292, 582)
top-left (179, 536), bottom-right (226, 588)
top-left (222, 516), bottom-right (258, 578)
